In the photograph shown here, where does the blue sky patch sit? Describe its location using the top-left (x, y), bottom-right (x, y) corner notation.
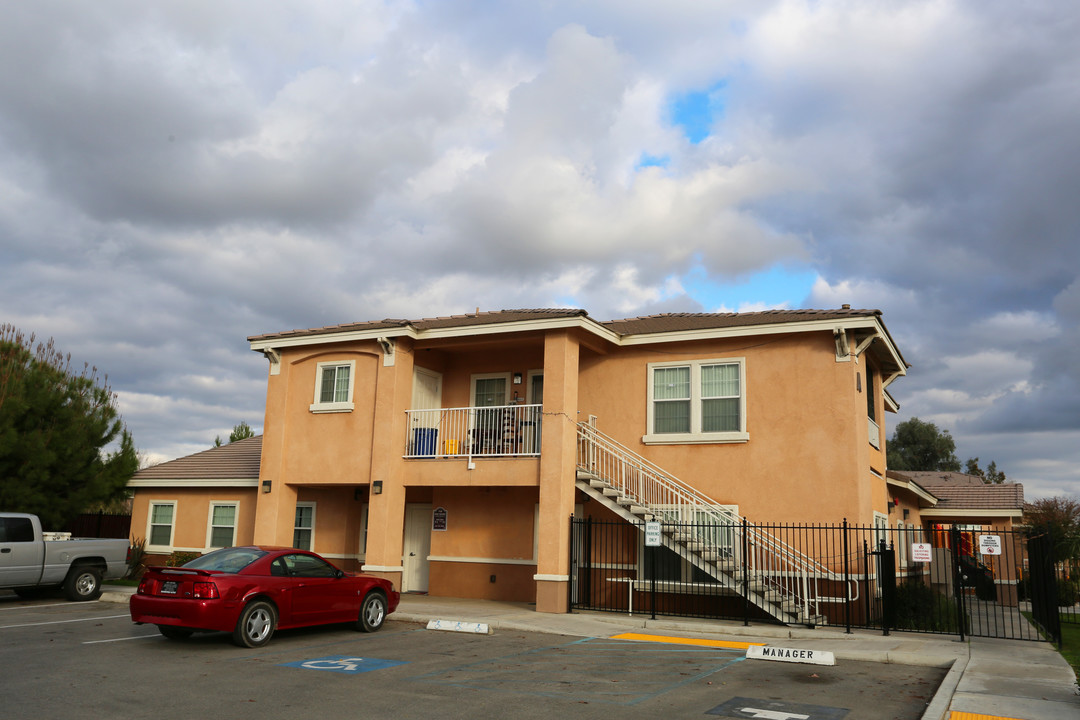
top-left (670, 82), bottom-right (726, 144)
top-left (681, 262), bottom-right (819, 312)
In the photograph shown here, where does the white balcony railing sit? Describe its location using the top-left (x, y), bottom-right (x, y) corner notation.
top-left (404, 404), bottom-right (542, 458)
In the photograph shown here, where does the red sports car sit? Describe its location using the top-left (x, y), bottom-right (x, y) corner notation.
top-left (130, 546), bottom-right (399, 647)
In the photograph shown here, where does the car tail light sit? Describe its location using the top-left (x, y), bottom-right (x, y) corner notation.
top-left (192, 582), bottom-right (219, 599)
top-left (136, 577), bottom-right (151, 595)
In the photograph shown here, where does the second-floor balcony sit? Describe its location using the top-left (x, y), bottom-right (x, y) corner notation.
top-left (405, 404), bottom-right (542, 459)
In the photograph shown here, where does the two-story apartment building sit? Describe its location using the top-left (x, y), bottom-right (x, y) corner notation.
top-left (129, 307), bottom-right (908, 618)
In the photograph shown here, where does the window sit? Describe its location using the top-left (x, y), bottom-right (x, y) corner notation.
top-left (0, 517), bottom-right (34, 543)
top-left (644, 359), bottom-right (747, 444)
top-left (293, 503), bottom-right (315, 550)
top-left (207, 503), bottom-right (237, 549)
top-left (866, 364), bottom-right (881, 449)
top-left (310, 360), bottom-right (355, 413)
top-left (148, 502), bottom-right (175, 549)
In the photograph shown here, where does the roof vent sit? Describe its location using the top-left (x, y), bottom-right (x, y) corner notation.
top-left (842, 304), bottom-right (851, 310)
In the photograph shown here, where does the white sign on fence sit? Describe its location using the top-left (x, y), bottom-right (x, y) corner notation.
top-left (911, 542), bottom-right (932, 562)
top-left (979, 535), bottom-right (1002, 556)
top-left (644, 521), bottom-right (662, 547)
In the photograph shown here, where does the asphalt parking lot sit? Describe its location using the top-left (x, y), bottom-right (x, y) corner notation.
top-left (0, 593), bottom-right (945, 720)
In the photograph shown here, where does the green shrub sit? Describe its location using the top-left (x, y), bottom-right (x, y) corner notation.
top-left (165, 551), bottom-right (200, 567)
top-left (1057, 579), bottom-right (1080, 608)
top-left (125, 537), bottom-right (146, 579)
top-left (893, 580), bottom-right (963, 633)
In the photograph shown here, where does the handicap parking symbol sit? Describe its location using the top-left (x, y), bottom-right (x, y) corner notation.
top-left (280, 655), bottom-right (409, 675)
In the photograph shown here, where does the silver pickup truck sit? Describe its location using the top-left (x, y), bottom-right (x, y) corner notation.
top-left (0, 512), bottom-right (129, 601)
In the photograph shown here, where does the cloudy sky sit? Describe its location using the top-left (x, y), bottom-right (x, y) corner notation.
top-left (2, 1), bottom-right (1077, 499)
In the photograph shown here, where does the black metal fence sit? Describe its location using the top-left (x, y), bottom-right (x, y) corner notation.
top-left (569, 516), bottom-right (1074, 645)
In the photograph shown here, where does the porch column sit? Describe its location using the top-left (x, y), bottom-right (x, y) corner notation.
top-left (535, 330), bottom-right (579, 613)
top-left (361, 338), bottom-right (414, 590)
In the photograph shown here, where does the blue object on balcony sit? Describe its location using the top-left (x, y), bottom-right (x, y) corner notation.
top-left (413, 428), bottom-right (437, 456)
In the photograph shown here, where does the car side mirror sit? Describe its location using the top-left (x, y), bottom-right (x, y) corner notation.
top-left (336, 569), bottom-right (345, 579)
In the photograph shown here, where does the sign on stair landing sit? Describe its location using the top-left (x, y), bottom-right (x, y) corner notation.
top-left (645, 521), bottom-right (662, 547)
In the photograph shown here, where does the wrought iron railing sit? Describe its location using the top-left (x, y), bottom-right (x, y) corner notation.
top-left (405, 404), bottom-right (542, 458)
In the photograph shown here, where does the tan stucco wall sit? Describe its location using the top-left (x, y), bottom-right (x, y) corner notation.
top-left (130, 487), bottom-right (258, 553)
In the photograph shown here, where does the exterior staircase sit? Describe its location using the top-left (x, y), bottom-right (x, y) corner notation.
top-left (575, 422), bottom-right (846, 626)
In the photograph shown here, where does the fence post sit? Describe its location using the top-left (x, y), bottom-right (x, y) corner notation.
top-left (950, 526), bottom-right (966, 642)
top-left (863, 539), bottom-right (872, 631)
top-left (879, 539), bottom-right (896, 636)
top-left (567, 514), bottom-right (575, 612)
top-left (742, 517), bottom-right (750, 626)
top-left (843, 519), bottom-right (851, 634)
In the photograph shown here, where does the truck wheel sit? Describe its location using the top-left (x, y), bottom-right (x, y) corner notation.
top-left (356, 591), bottom-right (387, 633)
top-left (63, 566), bottom-right (103, 601)
top-left (158, 625), bottom-right (194, 640)
top-left (233, 600), bottom-right (276, 648)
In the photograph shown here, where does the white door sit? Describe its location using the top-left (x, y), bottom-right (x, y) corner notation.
top-left (410, 369), bottom-right (442, 455)
top-left (402, 504), bottom-right (432, 593)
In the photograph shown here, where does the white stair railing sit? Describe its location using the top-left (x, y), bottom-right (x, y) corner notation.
top-left (576, 423), bottom-right (850, 621)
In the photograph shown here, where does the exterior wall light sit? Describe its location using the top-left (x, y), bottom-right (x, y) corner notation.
top-left (372, 480), bottom-right (383, 495)
top-left (261, 480), bottom-right (272, 494)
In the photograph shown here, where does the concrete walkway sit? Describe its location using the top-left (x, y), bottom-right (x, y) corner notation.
top-left (101, 587), bottom-right (1079, 720)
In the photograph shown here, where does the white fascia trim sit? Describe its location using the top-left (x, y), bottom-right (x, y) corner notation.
top-left (884, 388), bottom-right (900, 413)
top-left (427, 556), bottom-right (537, 566)
top-left (249, 316), bottom-right (621, 353)
top-left (361, 564), bottom-right (405, 573)
top-left (619, 317), bottom-right (880, 347)
top-left (920, 508), bottom-right (1023, 519)
top-left (533, 573), bottom-right (569, 582)
top-left (128, 478), bottom-right (260, 488)
top-left (885, 477), bottom-right (939, 506)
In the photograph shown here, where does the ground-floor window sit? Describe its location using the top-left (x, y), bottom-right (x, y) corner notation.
top-left (294, 503), bottom-right (315, 550)
top-left (207, 503), bottom-right (238, 549)
top-left (148, 502), bottom-right (176, 550)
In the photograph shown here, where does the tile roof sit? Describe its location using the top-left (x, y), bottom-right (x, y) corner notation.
top-left (131, 436), bottom-right (262, 481)
top-left (888, 471), bottom-right (1025, 511)
top-left (599, 308), bottom-right (881, 335)
top-left (247, 309), bottom-right (587, 342)
top-left (248, 307), bottom-right (881, 343)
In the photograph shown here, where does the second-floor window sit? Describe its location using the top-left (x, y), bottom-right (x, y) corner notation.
top-left (644, 358), bottom-right (748, 444)
top-left (310, 360), bottom-right (355, 413)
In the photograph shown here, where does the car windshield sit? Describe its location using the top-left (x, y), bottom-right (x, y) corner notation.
top-left (183, 547), bottom-right (267, 573)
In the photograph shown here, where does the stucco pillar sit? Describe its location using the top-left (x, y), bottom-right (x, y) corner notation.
top-left (360, 338), bottom-right (413, 591)
top-left (535, 330), bottom-right (579, 613)
top-left (253, 357), bottom-right (297, 546)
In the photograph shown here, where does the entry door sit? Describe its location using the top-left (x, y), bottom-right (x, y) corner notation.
top-left (402, 504), bottom-right (432, 593)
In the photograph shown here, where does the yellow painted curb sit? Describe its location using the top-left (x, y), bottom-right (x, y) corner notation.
top-left (949, 713), bottom-right (1025, 720)
top-left (609, 632), bottom-right (764, 650)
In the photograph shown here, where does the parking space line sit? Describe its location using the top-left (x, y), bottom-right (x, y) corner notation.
top-left (0, 600), bottom-right (102, 612)
top-left (83, 634), bottom-right (160, 644)
top-left (0, 613), bottom-right (129, 630)
top-left (609, 632), bottom-right (762, 650)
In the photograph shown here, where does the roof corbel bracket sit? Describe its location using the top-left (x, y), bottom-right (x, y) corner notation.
top-left (833, 328), bottom-right (851, 362)
top-left (262, 348), bottom-right (281, 376)
top-left (854, 331), bottom-right (879, 357)
top-left (377, 337), bottom-right (395, 367)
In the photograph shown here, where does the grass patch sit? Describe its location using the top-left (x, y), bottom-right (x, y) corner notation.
top-left (104, 578), bottom-right (139, 587)
top-left (1023, 611), bottom-right (1080, 683)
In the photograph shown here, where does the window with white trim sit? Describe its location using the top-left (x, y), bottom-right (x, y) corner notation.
top-left (147, 502), bottom-right (176, 550)
top-left (310, 360), bottom-right (355, 413)
top-left (207, 503), bottom-right (238, 549)
top-left (644, 359), bottom-right (747, 443)
top-left (293, 503), bottom-right (315, 550)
